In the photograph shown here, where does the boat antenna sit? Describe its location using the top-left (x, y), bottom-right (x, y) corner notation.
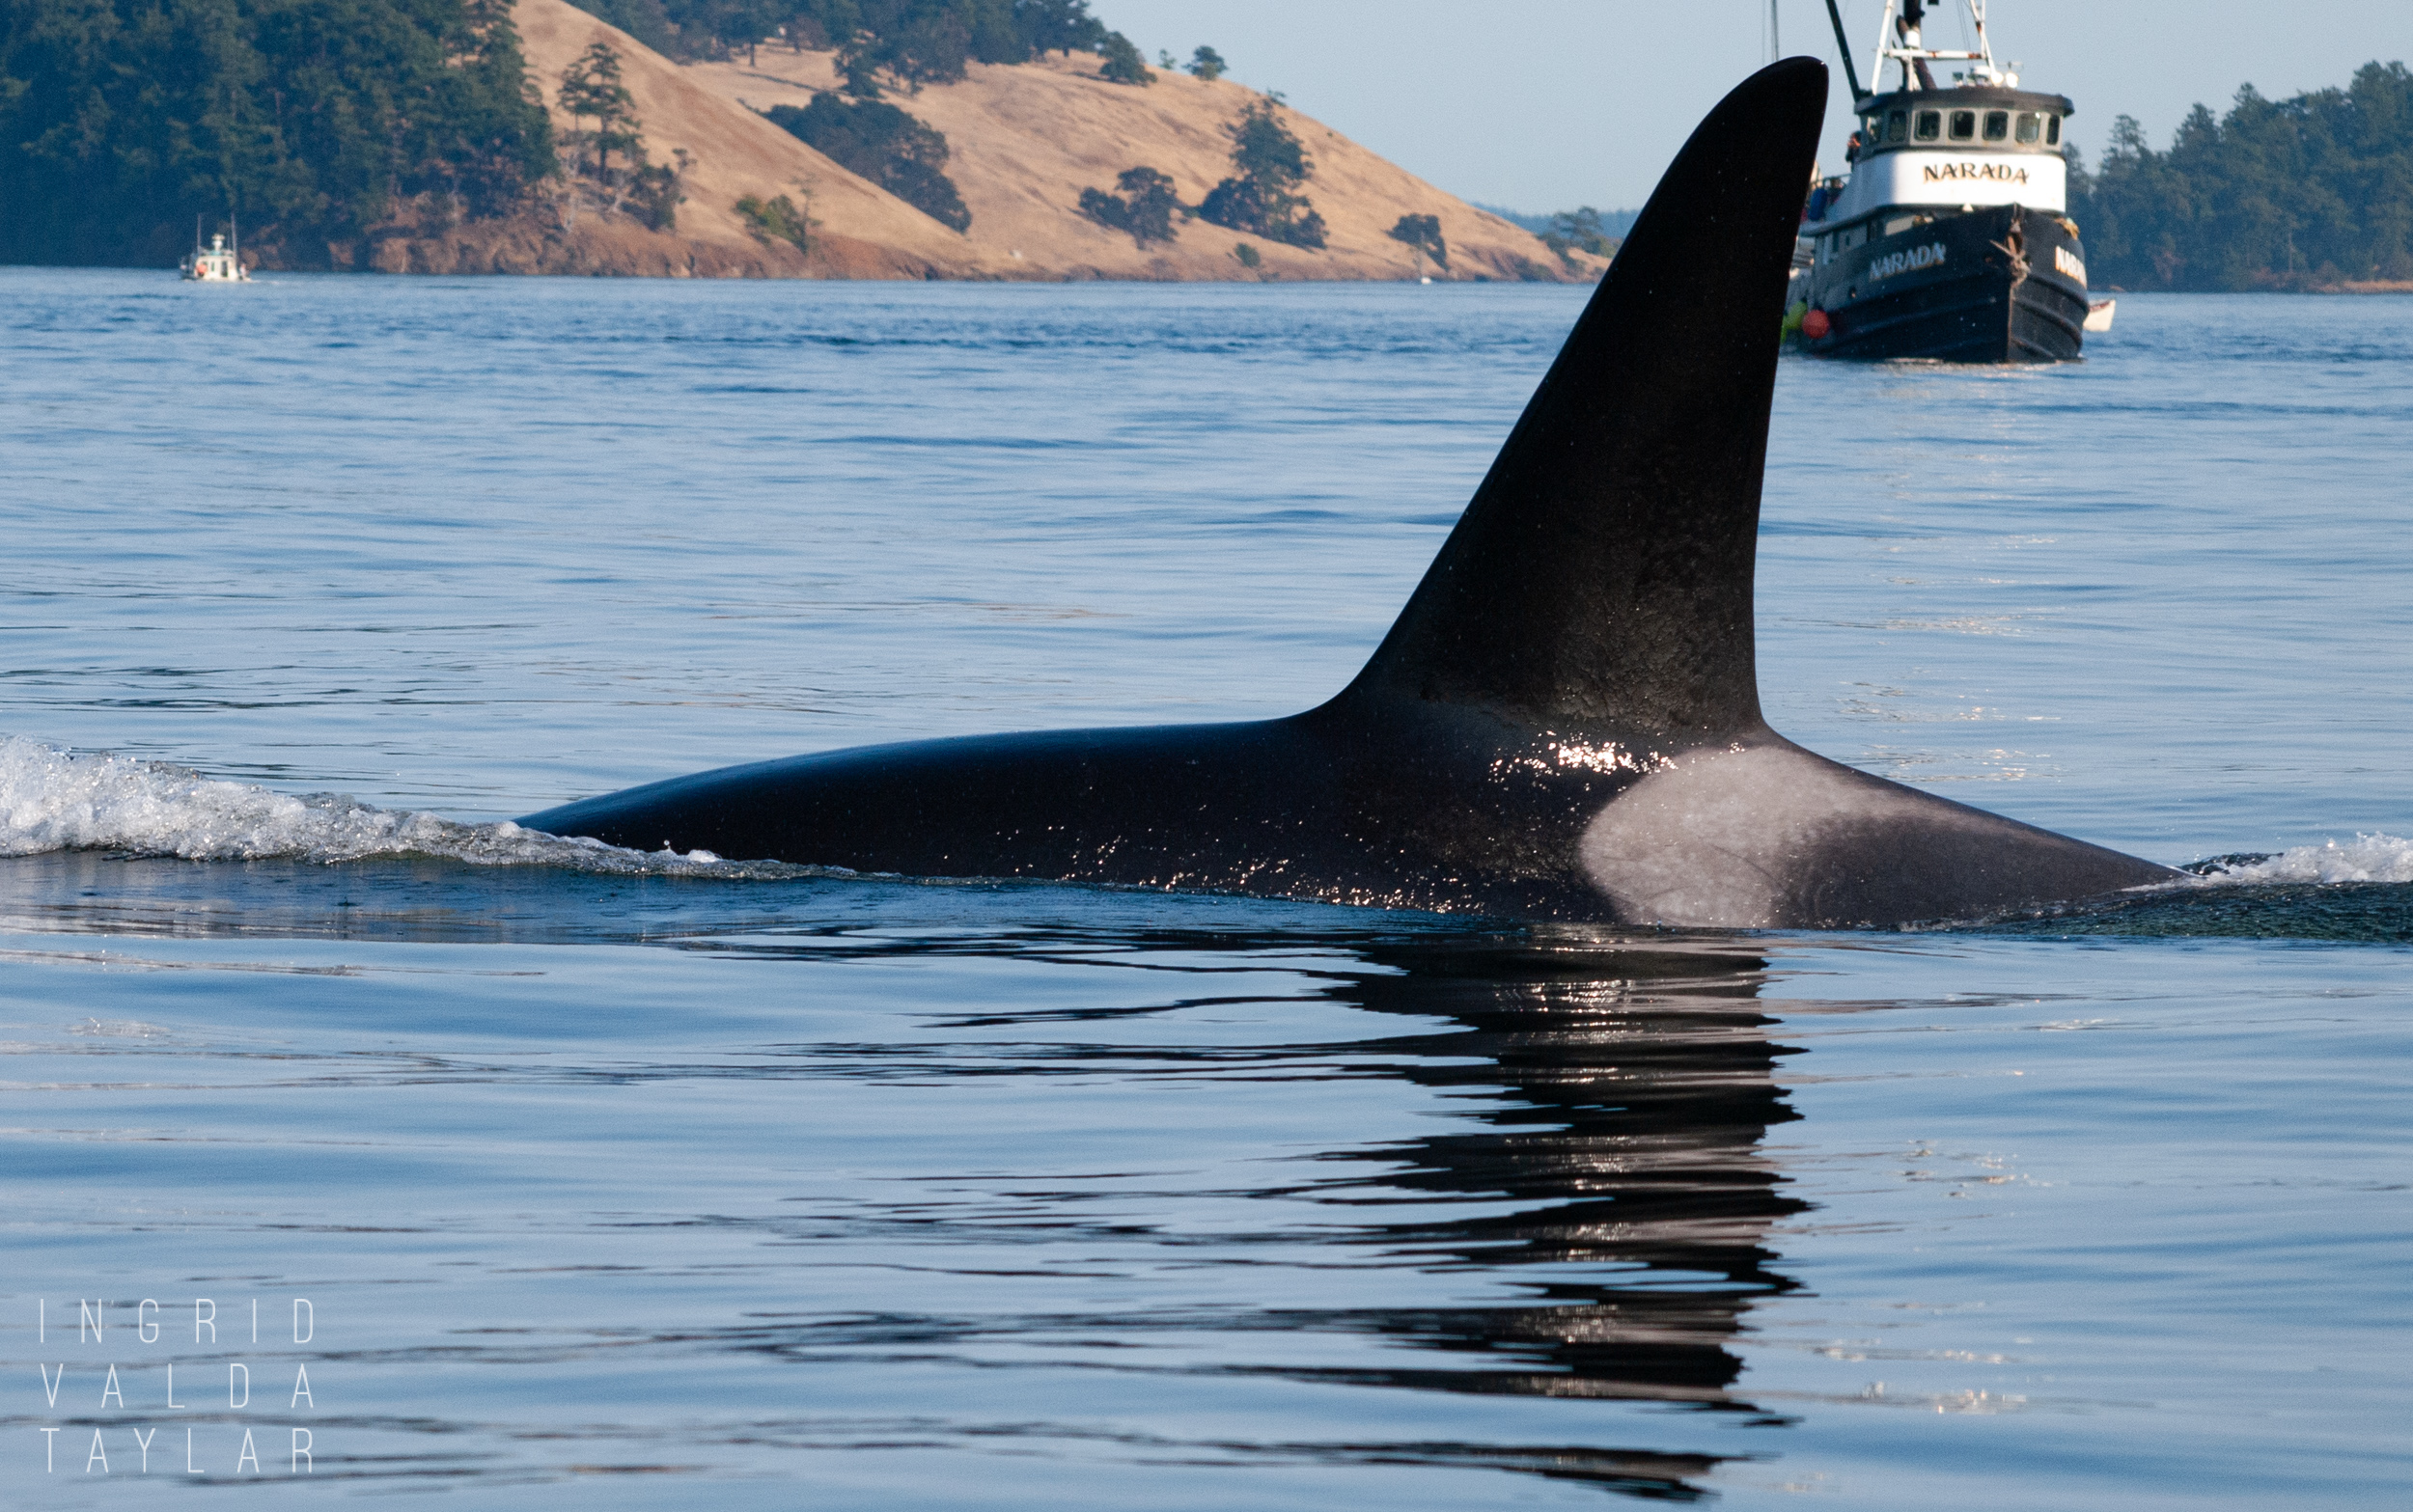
top-left (1822, 0), bottom-right (1868, 102)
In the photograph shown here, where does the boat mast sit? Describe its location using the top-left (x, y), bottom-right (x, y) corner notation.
top-left (1872, 1), bottom-right (2008, 93)
top-left (1821, 0), bottom-right (1868, 102)
top-left (1958, 0), bottom-right (2011, 84)
top-left (1893, 2), bottom-right (1936, 90)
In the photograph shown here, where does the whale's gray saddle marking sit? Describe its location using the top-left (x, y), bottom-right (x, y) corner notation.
top-left (522, 58), bottom-right (2177, 927)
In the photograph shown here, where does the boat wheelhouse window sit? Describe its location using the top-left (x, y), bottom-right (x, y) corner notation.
top-left (1983, 110), bottom-right (2010, 141)
top-left (1950, 110), bottom-right (1977, 141)
top-left (2015, 112), bottom-right (2042, 144)
top-left (1887, 110), bottom-right (1907, 143)
top-left (2046, 114), bottom-right (2062, 145)
top-left (1915, 111), bottom-right (1941, 141)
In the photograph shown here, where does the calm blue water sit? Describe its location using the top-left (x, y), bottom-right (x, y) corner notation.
top-left (2, 270), bottom-right (2407, 1505)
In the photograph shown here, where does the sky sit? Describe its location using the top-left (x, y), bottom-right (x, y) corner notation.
top-left (1097, 1), bottom-right (2413, 213)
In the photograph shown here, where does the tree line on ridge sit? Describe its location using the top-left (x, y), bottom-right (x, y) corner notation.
top-left (568, 0), bottom-right (1130, 82)
top-left (2071, 60), bottom-right (2413, 289)
top-left (11, 0), bottom-right (2404, 288)
top-left (0, 0), bottom-right (553, 265)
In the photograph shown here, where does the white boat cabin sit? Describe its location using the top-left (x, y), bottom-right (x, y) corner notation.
top-left (1801, 0), bottom-right (2074, 258)
top-left (1813, 90), bottom-right (2072, 234)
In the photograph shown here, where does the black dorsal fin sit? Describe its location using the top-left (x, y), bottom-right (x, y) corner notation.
top-left (1337, 59), bottom-right (1826, 738)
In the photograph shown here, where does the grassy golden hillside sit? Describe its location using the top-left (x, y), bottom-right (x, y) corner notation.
top-left (368, 0), bottom-right (1594, 281)
top-left (684, 43), bottom-right (1595, 282)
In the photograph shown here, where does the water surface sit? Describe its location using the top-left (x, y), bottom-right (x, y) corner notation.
top-left (2, 272), bottom-right (2406, 1506)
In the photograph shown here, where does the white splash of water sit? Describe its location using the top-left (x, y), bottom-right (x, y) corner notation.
top-left (2201, 835), bottom-right (2413, 885)
top-left (0, 735), bottom-right (816, 877)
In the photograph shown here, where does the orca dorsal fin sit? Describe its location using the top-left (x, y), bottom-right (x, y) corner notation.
top-left (1339, 60), bottom-right (1826, 738)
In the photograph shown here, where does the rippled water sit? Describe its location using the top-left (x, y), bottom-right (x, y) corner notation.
top-left (3, 271), bottom-right (2407, 1505)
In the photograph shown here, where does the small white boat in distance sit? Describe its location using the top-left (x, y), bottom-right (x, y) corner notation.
top-left (2084, 297), bottom-right (2116, 332)
top-left (181, 230), bottom-right (250, 283)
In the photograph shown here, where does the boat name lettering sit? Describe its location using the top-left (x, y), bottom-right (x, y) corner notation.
top-left (1869, 243), bottom-right (1948, 282)
top-left (2055, 244), bottom-right (2087, 283)
top-left (1921, 161), bottom-right (2033, 185)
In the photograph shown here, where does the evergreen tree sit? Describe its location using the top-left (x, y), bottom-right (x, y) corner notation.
top-left (765, 94), bottom-right (969, 230)
top-left (555, 41), bottom-right (683, 229)
top-left (1095, 30), bottom-right (1148, 85)
top-left (561, 0), bottom-right (1108, 72)
top-left (1187, 45), bottom-right (1224, 81)
top-left (1227, 95), bottom-right (1308, 187)
top-left (1387, 212), bottom-right (1445, 268)
top-left (1078, 166), bottom-right (1178, 244)
top-left (1009, 0), bottom-right (1104, 56)
top-left (559, 41), bottom-right (640, 177)
top-left (573, 0), bottom-right (677, 55)
top-left (1197, 96), bottom-right (1324, 250)
top-left (1539, 206), bottom-right (1616, 266)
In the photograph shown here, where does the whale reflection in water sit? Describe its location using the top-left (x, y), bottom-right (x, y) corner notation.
top-left (1243, 934), bottom-right (1806, 1495)
top-left (0, 853), bottom-right (1816, 1498)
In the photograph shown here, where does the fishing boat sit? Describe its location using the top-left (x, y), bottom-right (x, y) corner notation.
top-left (1792, 1), bottom-right (2086, 361)
top-left (180, 224), bottom-right (250, 283)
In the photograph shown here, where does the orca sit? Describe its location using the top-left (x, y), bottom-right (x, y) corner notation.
top-left (521, 58), bottom-right (2178, 928)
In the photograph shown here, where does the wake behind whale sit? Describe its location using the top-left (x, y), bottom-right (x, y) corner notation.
top-left (522, 59), bottom-right (2180, 929)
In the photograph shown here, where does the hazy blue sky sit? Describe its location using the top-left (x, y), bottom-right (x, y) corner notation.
top-left (1099, 2), bottom-right (2413, 212)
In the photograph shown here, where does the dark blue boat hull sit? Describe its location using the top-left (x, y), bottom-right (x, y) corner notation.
top-left (1799, 204), bottom-right (2087, 362)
